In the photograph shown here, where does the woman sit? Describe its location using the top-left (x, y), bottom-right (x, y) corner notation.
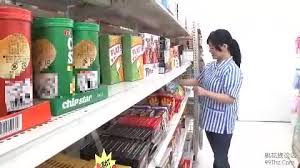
top-left (180, 29), bottom-right (243, 168)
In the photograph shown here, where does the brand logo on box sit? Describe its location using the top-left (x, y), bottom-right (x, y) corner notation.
top-left (62, 95), bottom-right (92, 109)
top-left (109, 44), bottom-right (122, 66)
top-left (67, 36), bottom-right (73, 64)
top-left (131, 45), bottom-right (143, 63)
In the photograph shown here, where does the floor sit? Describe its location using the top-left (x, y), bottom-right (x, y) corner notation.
top-left (193, 121), bottom-right (299, 168)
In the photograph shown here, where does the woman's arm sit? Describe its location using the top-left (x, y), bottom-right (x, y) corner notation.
top-left (193, 86), bottom-right (235, 104)
top-left (193, 68), bottom-right (243, 104)
top-left (178, 79), bottom-right (199, 86)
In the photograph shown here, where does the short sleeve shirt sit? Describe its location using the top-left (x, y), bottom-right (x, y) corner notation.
top-left (197, 57), bottom-right (243, 134)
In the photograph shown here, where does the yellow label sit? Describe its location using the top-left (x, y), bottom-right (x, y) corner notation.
top-left (110, 36), bottom-right (122, 48)
top-left (95, 150), bottom-right (116, 168)
top-left (0, 33), bottom-right (30, 79)
top-left (32, 39), bottom-right (56, 72)
top-left (109, 36), bottom-right (122, 66)
top-left (74, 40), bottom-right (97, 69)
top-left (109, 35), bottom-right (124, 81)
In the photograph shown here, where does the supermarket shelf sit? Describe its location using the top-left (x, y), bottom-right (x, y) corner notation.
top-left (172, 128), bottom-right (188, 168)
top-left (148, 96), bottom-right (188, 168)
top-left (72, 0), bottom-right (189, 37)
top-left (0, 63), bottom-right (191, 168)
top-left (18, 0), bottom-right (189, 38)
top-left (17, 0), bottom-right (76, 12)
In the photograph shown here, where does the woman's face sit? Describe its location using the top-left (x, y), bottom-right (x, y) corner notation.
top-left (208, 42), bottom-right (229, 60)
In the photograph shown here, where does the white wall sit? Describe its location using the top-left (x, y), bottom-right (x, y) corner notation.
top-left (186, 0), bottom-right (300, 121)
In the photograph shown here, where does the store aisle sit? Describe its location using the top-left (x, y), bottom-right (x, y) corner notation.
top-left (194, 121), bottom-right (298, 168)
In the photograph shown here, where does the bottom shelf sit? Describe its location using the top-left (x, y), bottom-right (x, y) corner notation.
top-left (172, 128), bottom-right (188, 168)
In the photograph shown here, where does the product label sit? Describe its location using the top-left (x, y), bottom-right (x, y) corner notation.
top-left (131, 45), bottom-right (143, 63)
top-left (35, 73), bottom-right (58, 99)
top-left (74, 40), bottom-right (97, 69)
top-left (5, 78), bottom-right (33, 112)
top-left (62, 95), bottom-right (92, 109)
top-left (95, 150), bottom-right (116, 168)
top-left (77, 71), bottom-right (98, 92)
top-left (109, 44), bottom-right (122, 66)
top-left (0, 114), bottom-right (22, 139)
top-left (32, 39), bottom-right (56, 71)
top-left (0, 33), bottom-right (30, 79)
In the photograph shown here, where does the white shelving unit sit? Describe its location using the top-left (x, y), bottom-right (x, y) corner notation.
top-left (0, 0), bottom-right (192, 167)
top-left (0, 63), bottom-right (191, 168)
top-left (148, 96), bottom-right (188, 168)
top-left (16, 0), bottom-right (189, 38)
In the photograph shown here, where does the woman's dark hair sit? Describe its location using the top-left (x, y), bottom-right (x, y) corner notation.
top-left (207, 29), bottom-right (241, 67)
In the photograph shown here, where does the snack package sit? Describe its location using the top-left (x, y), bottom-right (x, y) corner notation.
top-left (160, 94), bottom-right (176, 115)
top-left (139, 33), bottom-right (160, 78)
top-left (165, 82), bottom-right (185, 97)
top-left (159, 37), bottom-right (172, 74)
top-left (122, 34), bottom-right (144, 81)
top-left (148, 95), bottom-right (160, 106)
top-left (139, 33), bottom-right (159, 64)
top-left (73, 22), bottom-right (100, 92)
top-left (0, 6), bottom-right (33, 115)
top-left (33, 17), bottom-right (75, 99)
top-left (100, 34), bottom-right (124, 84)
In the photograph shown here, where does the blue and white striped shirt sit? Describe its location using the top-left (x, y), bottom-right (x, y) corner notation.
top-left (197, 57), bottom-right (243, 134)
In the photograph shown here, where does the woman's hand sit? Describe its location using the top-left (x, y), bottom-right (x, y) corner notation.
top-left (193, 86), bottom-right (208, 96)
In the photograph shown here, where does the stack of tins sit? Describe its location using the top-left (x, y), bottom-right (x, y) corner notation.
top-left (32, 18), bottom-right (75, 99)
top-left (0, 6), bottom-right (33, 117)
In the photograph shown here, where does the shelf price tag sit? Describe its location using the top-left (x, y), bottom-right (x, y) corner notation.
top-left (95, 150), bottom-right (116, 168)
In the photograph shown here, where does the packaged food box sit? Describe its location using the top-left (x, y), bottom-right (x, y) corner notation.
top-left (73, 22), bottom-right (100, 92)
top-left (159, 37), bottom-right (172, 74)
top-left (99, 136), bottom-right (151, 168)
top-left (100, 35), bottom-right (124, 84)
top-left (139, 33), bottom-right (160, 78)
top-left (169, 47), bottom-right (176, 70)
top-left (122, 34), bottom-right (144, 81)
top-left (139, 33), bottom-right (159, 64)
top-left (172, 45), bottom-right (181, 68)
top-left (33, 17), bottom-right (75, 99)
top-left (0, 6), bottom-right (33, 116)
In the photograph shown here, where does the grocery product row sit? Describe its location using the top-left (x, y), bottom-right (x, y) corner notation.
top-left (0, 5), bottom-right (190, 141)
top-left (37, 82), bottom-right (191, 168)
